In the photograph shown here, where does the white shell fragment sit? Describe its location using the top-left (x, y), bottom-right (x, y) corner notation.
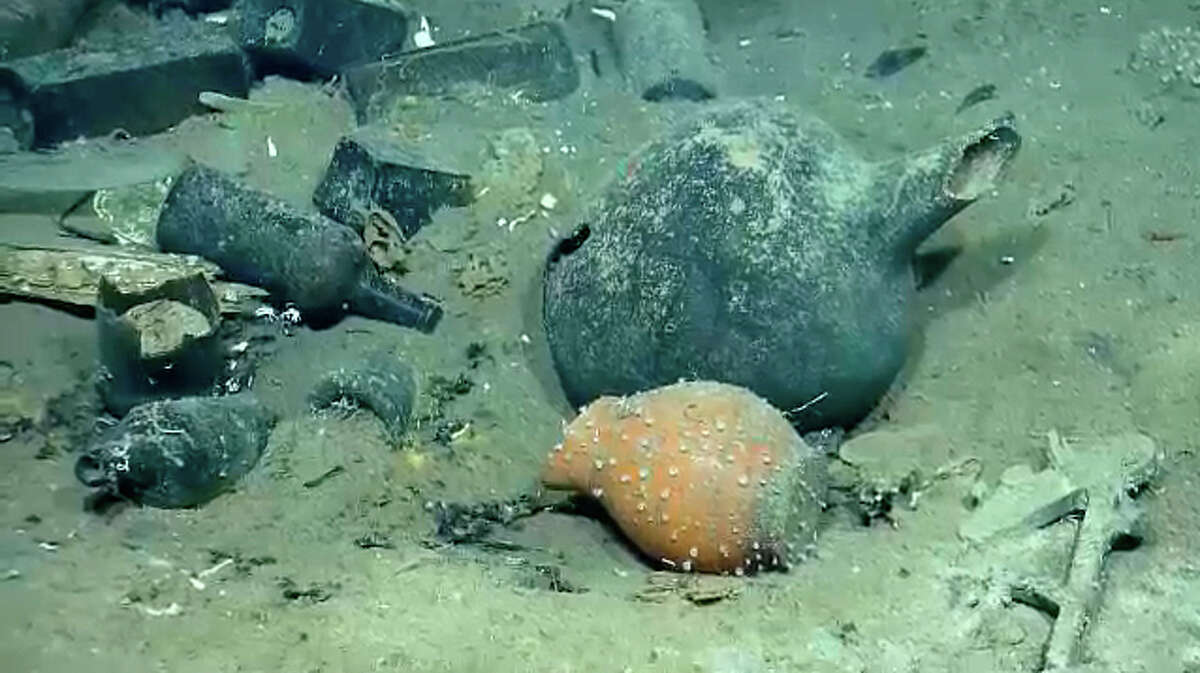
top-left (413, 16), bottom-right (435, 48)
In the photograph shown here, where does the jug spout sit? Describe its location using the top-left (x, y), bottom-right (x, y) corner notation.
top-left (872, 114), bottom-right (1021, 259)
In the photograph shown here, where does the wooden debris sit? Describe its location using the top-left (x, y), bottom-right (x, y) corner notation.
top-left (967, 430), bottom-right (1160, 671)
top-left (0, 243), bottom-right (266, 314)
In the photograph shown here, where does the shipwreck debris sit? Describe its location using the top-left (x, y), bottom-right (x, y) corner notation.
top-left (960, 430), bottom-right (1160, 671)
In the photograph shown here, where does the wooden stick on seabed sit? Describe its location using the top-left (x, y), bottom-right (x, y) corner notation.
top-left (1038, 430), bottom-right (1158, 671)
top-left (0, 243), bottom-right (267, 314)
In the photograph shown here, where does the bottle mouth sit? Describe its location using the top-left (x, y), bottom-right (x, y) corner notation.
top-left (74, 454), bottom-right (110, 487)
top-left (947, 120), bottom-right (1021, 201)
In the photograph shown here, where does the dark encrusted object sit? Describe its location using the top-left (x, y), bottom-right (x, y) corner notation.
top-left (239, 0), bottom-right (411, 79)
top-left (343, 21), bottom-right (579, 122)
top-left (144, 0), bottom-right (233, 15)
top-left (158, 164), bottom-right (365, 315)
top-left (0, 20), bottom-right (248, 148)
top-left (610, 0), bottom-right (717, 101)
top-left (75, 394), bottom-right (276, 508)
top-left (350, 267), bottom-right (442, 333)
top-left (865, 46), bottom-right (927, 79)
top-left (313, 126), bottom-right (474, 239)
top-left (157, 164), bottom-right (442, 332)
top-left (430, 495), bottom-right (542, 544)
top-left (309, 350), bottom-right (417, 443)
top-left (0, 0), bottom-right (94, 63)
top-left (96, 272), bottom-right (224, 417)
top-left (543, 99), bottom-right (1020, 430)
